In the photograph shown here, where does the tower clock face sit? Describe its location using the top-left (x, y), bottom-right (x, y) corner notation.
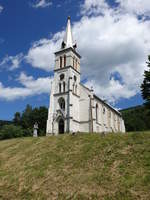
top-left (60, 74), bottom-right (65, 80)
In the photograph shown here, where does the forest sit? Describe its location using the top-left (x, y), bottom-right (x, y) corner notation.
top-left (120, 105), bottom-right (150, 132)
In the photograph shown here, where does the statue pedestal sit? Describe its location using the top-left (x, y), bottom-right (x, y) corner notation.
top-left (33, 122), bottom-right (38, 137)
top-left (33, 129), bottom-right (38, 137)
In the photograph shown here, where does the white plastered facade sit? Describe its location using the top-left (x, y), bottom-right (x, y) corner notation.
top-left (46, 18), bottom-right (125, 135)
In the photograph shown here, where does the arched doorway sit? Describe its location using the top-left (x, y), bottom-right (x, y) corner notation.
top-left (58, 118), bottom-right (64, 134)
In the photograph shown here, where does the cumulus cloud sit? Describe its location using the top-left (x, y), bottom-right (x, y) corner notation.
top-left (86, 78), bottom-right (137, 104)
top-left (80, 0), bottom-right (110, 16)
top-left (0, 53), bottom-right (24, 71)
top-left (116, 0), bottom-right (150, 16)
top-left (75, 15), bottom-right (150, 102)
top-left (25, 37), bottom-right (61, 71)
top-left (24, 0), bottom-right (150, 104)
top-left (77, 1), bottom-right (150, 103)
top-left (2, 0), bottom-right (150, 104)
top-left (0, 72), bottom-right (52, 101)
top-left (32, 0), bottom-right (52, 8)
top-left (0, 5), bottom-right (3, 13)
top-left (18, 72), bottom-right (51, 94)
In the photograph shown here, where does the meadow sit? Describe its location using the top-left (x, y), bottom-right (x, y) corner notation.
top-left (0, 132), bottom-right (150, 199)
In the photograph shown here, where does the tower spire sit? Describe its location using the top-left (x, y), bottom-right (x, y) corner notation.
top-left (61, 16), bottom-right (76, 50)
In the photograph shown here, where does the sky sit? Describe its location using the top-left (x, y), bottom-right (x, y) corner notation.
top-left (0, 0), bottom-right (150, 120)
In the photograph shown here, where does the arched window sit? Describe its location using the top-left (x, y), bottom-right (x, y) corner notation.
top-left (64, 55), bottom-right (66, 67)
top-left (72, 84), bottom-right (75, 94)
top-left (108, 110), bottom-right (111, 127)
top-left (61, 41), bottom-right (66, 49)
top-left (63, 82), bottom-right (65, 92)
top-left (74, 75), bottom-right (77, 82)
top-left (75, 59), bottom-right (78, 70)
top-left (60, 74), bottom-right (64, 80)
top-left (96, 104), bottom-right (98, 122)
top-left (73, 57), bottom-right (74, 68)
top-left (103, 107), bottom-right (105, 114)
top-left (58, 98), bottom-right (65, 110)
top-left (109, 110), bottom-right (111, 118)
top-left (60, 56), bottom-right (62, 68)
top-left (59, 83), bottom-right (61, 93)
top-left (75, 85), bottom-right (77, 94)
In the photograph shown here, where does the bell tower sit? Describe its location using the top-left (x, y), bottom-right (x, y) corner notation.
top-left (47, 17), bottom-right (81, 135)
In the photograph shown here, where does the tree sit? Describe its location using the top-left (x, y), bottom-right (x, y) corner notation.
top-left (21, 104), bottom-right (33, 129)
top-left (0, 120), bottom-right (12, 130)
top-left (13, 112), bottom-right (21, 126)
top-left (30, 106), bottom-right (48, 136)
top-left (141, 55), bottom-right (150, 109)
top-left (36, 106), bottom-right (48, 135)
top-left (121, 105), bottom-right (150, 132)
top-left (0, 125), bottom-right (24, 140)
top-left (13, 105), bottom-right (48, 136)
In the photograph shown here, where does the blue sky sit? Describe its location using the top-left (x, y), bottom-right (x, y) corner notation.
top-left (0, 0), bottom-right (150, 120)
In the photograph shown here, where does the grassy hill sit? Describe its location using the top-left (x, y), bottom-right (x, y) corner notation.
top-left (0, 132), bottom-right (150, 200)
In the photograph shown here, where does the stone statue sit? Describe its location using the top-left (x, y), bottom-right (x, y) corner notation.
top-left (33, 122), bottom-right (38, 137)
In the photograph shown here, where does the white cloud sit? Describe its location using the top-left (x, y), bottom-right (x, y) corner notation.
top-left (2, 0), bottom-right (150, 104)
top-left (76, 1), bottom-right (150, 103)
top-left (86, 78), bottom-right (137, 104)
top-left (0, 73), bottom-right (52, 101)
top-left (80, 0), bottom-right (110, 16)
top-left (25, 34), bottom-right (62, 71)
top-left (0, 5), bottom-right (3, 13)
top-left (116, 0), bottom-right (150, 16)
top-left (32, 0), bottom-right (52, 8)
top-left (25, 0), bottom-right (150, 103)
top-left (0, 53), bottom-right (24, 71)
top-left (75, 14), bottom-right (150, 97)
top-left (18, 72), bottom-right (51, 94)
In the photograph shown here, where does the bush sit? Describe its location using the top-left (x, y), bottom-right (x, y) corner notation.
top-left (23, 128), bottom-right (33, 137)
top-left (0, 125), bottom-right (24, 140)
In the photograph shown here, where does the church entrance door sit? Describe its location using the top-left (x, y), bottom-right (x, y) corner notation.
top-left (58, 119), bottom-right (64, 134)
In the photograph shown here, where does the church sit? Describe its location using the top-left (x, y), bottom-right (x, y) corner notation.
top-left (46, 17), bottom-right (125, 135)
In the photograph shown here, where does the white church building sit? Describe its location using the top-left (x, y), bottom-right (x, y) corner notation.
top-left (46, 17), bottom-right (125, 135)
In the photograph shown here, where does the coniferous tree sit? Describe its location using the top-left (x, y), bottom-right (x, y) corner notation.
top-left (21, 104), bottom-right (33, 129)
top-left (13, 112), bottom-right (21, 126)
top-left (13, 105), bottom-right (48, 136)
top-left (141, 55), bottom-right (150, 109)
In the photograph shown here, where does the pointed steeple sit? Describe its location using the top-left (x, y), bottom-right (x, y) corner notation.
top-left (61, 16), bottom-right (77, 50)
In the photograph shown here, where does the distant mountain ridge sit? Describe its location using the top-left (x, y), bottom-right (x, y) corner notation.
top-left (120, 105), bottom-right (143, 112)
top-left (0, 120), bottom-right (12, 128)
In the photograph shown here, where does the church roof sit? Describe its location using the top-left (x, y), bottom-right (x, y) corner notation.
top-left (93, 94), bottom-right (121, 116)
top-left (80, 83), bottom-right (121, 116)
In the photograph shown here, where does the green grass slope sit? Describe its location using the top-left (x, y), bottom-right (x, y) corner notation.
top-left (0, 132), bottom-right (150, 200)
